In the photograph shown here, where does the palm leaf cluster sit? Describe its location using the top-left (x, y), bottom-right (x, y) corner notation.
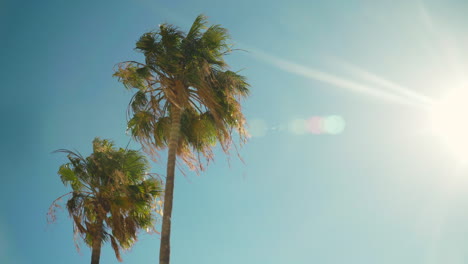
top-left (114, 14), bottom-right (250, 170)
top-left (49, 138), bottom-right (162, 262)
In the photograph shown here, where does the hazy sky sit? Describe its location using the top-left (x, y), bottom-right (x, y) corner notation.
top-left (3, 0), bottom-right (468, 263)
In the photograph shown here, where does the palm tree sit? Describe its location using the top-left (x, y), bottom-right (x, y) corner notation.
top-left (48, 138), bottom-right (163, 264)
top-left (114, 15), bottom-right (249, 264)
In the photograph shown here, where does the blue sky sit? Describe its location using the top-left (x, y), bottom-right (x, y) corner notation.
top-left (3, 0), bottom-right (468, 263)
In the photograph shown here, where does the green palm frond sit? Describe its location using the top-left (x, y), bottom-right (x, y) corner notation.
top-left (128, 110), bottom-right (154, 139)
top-left (58, 164), bottom-right (84, 191)
top-left (185, 14), bottom-right (207, 42)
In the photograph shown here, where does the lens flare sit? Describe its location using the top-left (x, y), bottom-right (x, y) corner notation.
top-left (323, 115), bottom-right (346, 135)
top-left (306, 116), bottom-right (323, 134)
top-left (288, 118), bottom-right (308, 135)
top-left (248, 119), bottom-right (268, 138)
top-left (290, 116), bottom-right (346, 135)
top-left (249, 116), bottom-right (346, 137)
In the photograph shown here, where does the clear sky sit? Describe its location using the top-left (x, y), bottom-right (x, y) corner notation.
top-left (3, 0), bottom-right (468, 263)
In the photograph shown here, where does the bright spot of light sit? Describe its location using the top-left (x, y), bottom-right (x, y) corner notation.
top-left (429, 87), bottom-right (468, 160)
top-left (248, 119), bottom-right (268, 138)
top-left (288, 118), bottom-right (308, 135)
top-left (306, 116), bottom-right (323, 134)
top-left (289, 115), bottom-right (346, 135)
top-left (323, 115), bottom-right (346, 135)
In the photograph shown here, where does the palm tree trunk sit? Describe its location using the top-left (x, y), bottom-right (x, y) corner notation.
top-left (91, 220), bottom-right (103, 264)
top-left (159, 107), bottom-right (182, 264)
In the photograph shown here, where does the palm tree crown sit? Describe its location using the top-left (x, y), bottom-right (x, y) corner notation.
top-left (49, 138), bottom-right (162, 263)
top-left (114, 14), bottom-right (250, 168)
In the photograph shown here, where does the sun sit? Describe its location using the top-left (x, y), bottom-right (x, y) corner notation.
top-left (429, 87), bottom-right (468, 161)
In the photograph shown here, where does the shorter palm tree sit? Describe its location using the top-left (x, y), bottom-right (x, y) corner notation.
top-left (48, 138), bottom-right (163, 264)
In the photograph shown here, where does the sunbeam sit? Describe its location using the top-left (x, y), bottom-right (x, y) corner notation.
top-left (251, 49), bottom-right (430, 109)
top-left (332, 59), bottom-right (434, 105)
top-left (417, 0), bottom-right (468, 86)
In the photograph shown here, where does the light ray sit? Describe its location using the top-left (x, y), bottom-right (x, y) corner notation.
top-left (417, 0), bottom-right (468, 86)
top-left (332, 59), bottom-right (434, 105)
top-left (251, 49), bottom-right (429, 109)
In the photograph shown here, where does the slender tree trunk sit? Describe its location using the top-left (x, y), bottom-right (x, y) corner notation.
top-left (91, 220), bottom-right (103, 264)
top-left (159, 107), bottom-right (182, 264)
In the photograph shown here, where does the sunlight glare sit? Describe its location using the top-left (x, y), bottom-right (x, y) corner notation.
top-left (429, 87), bottom-right (468, 161)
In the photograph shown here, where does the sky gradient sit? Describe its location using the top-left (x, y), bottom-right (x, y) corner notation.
top-left (3, 0), bottom-right (468, 263)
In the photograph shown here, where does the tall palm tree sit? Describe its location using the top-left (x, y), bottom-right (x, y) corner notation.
top-left (114, 15), bottom-right (249, 264)
top-left (48, 138), bottom-right (163, 264)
